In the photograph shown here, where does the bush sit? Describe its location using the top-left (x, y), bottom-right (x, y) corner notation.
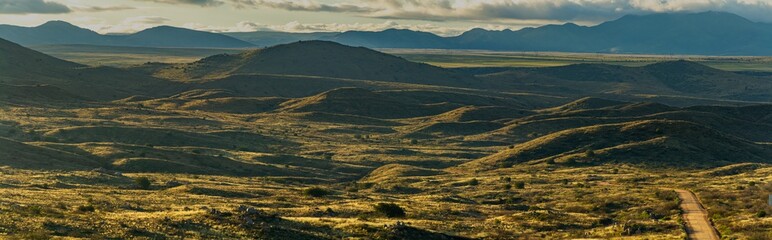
top-left (303, 187), bottom-right (329, 197)
top-left (468, 178), bottom-right (479, 186)
top-left (135, 177), bottom-right (151, 190)
top-left (374, 203), bottom-right (406, 218)
top-left (514, 181), bottom-right (526, 189)
top-left (756, 210), bottom-right (767, 218)
top-left (76, 205), bottom-right (95, 212)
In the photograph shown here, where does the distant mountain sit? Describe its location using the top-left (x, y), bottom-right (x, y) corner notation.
top-left (145, 40), bottom-right (479, 87)
top-left (121, 26), bottom-right (254, 48)
top-left (4, 12), bottom-right (771, 54)
top-left (449, 11), bottom-right (772, 55)
top-left (322, 29), bottom-right (452, 49)
top-left (0, 21), bottom-right (253, 48)
top-left (313, 12), bottom-right (772, 55)
top-left (224, 31), bottom-right (337, 47)
top-left (0, 21), bottom-right (105, 46)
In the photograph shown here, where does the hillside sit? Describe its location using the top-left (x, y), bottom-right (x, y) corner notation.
top-left (278, 87), bottom-right (458, 119)
top-left (463, 120), bottom-right (772, 171)
top-left (322, 29), bottom-right (451, 49)
top-left (475, 98), bottom-right (772, 144)
top-left (224, 31), bottom-right (337, 47)
top-left (149, 40), bottom-right (479, 87)
top-left (0, 37), bottom-right (177, 100)
top-left (478, 61), bottom-right (772, 102)
top-left (0, 138), bottom-right (101, 170)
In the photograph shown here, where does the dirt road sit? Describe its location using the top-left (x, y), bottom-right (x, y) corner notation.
top-left (675, 189), bottom-right (720, 240)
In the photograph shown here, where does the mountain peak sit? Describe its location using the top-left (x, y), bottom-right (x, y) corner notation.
top-left (38, 20), bottom-right (78, 28)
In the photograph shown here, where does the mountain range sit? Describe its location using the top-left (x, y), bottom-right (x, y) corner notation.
top-left (0, 21), bottom-right (253, 48)
top-left (2, 12), bottom-right (770, 55)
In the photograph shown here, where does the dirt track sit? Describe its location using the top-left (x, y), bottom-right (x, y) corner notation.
top-left (675, 189), bottom-right (720, 240)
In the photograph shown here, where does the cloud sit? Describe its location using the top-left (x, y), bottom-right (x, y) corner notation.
top-left (74, 6), bottom-right (136, 12)
top-left (88, 16), bottom-right (172, 33)
top-left (180, 20), bottom-right (515, 36)
top-left (357, 0), bottom-right (772, 22)
top-left (137, 0), bottom-right (225, 6)
top-left (0, 0), bottom-right (71, 14)
top-left (230, 0), bottom-right (375, 13)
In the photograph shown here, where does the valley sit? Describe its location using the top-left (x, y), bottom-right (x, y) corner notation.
top-left (1, 34), bottom-right (771, 239)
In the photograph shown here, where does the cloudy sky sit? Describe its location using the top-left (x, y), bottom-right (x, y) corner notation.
top-left (0, 0), bottom-right (771, 36)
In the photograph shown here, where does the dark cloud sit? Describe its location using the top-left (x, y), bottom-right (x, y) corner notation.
top-left (0, 0), bottom-right (71, 14)
top-left (360, 0), bottom-right (772, 23)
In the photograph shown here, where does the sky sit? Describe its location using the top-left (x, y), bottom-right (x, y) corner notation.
top-left (0, 0), bottom-right (771, 36)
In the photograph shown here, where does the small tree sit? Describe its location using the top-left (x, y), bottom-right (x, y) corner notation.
top-left (374, 203), bottom-right (406, 218)
top-left (135, 177), bottom-right (151, 190)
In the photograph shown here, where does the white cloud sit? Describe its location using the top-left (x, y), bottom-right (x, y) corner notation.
top-left (178, 20), bottom-right (526, 36)
top-left (82, 16), bottom-right (172, 34)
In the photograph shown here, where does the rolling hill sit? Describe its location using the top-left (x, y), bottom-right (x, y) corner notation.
top-left (478, 61), bottom-right (772, 102)
top-left (146, 40), bottom-right (480, 87)
top-left (463, 120), bottom-right (772, 171)
top-left (474, 98), bottom-right (772, 144)
top-left (224, 31), bottom-right (337, 47)
top-left (0, 37), bottom-right (176, 100)
top-left (278, 87), bottom-right (458, 119)
top-left (322, 29), bottom-right (451, 49)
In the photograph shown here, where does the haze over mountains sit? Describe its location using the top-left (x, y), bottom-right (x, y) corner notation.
top-left (1, 12), bottom-right (771, 55)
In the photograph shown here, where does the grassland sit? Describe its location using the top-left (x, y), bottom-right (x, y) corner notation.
top-left (382, 49), bottom-right (772, 72)
top-left (2, 40), bottom-right (771, 239)
top-left (29, 44), bottom-right (772, 72)
top-left (1, 91), bottom-right (770, 239)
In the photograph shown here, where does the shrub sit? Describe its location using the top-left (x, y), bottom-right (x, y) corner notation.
top-left (585, 149), bottom-right (596, 158)
top-left (374, 203), bottom-right (406, 218)
top-left (468, 178), bottom-right (479, 186)
top-left (756, 210), bottom-right (767, 218)
top-left (514, 181), bottom-right (526, 189)
top-left (135, 177), bottom-right (151, 190)
top-left (76, 205), bottom-right (95, 212)
top-left (303, 187), bottom-right (329, 197)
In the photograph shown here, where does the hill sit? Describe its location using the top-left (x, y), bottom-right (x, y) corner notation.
top-left (278, 87), bottom-right (458, 119)
top-left (0, 21), bottom-right (253, 48)
top-left (120, 26), bottom-right (254, 48)
top-left (148, 41), bottom-right (479, 87)
top-left (0, 138), bottom-right (101, 170)
top-left (0, 21), bottom-right (105, 46)
top-left (322, 29), bottom-right (451, 49)
top-left (475, 98), bottom-right (772, 144)
top-left (224, 31), bottom-right (337, 47)
top-left (0, 37), bottom-right (176, 100)
top-left (463, 120), bottom-right (772, 171)
top-left (478, 61), bottom-right (772, 102)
